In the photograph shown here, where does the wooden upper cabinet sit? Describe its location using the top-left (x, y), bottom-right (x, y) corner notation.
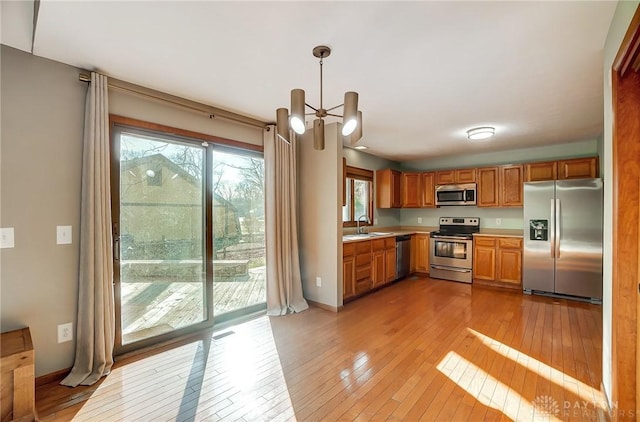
top-left (435, 169), bottom-right (476, 185)
top-left (500, 164), bottom-right (524, 207)
top-left (477, 167), bottom-right (499, 207)
top-left (525, 157), bottom-right (598, 182)
top-left (557, 157), bottom-right (598, 180)
top-left (420, 172), bottom-right (435, 208)
top-left (376, 169), bottom-right (402, 208)
top-left (478, 165), bottom-right (523, 207)
top-left (401, 172), bottom-right (421, 208)
top-left (525, 161), bottom-right (557, 182)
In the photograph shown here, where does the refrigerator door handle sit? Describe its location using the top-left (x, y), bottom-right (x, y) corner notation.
top-left (550, 199), bottom-right (556, 258)
top-left (555, 198), bottom-right (561, 258)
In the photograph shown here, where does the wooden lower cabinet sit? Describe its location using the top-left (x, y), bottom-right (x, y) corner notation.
top-left (343, 243), bottom-right (356, 300)
top-left (473, 236), bottom-right (523, 288)
top-left (344, 237), bottom-right (398, 301)
top-left (385, 239), bottom-right (396, 282)
top-left (473, 237), bottom-right (497, 281)
top-left (415, 234), bottom-right (430, 273)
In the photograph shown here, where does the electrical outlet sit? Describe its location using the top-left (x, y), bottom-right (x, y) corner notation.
top-left (496, 218), bottom-right (502, 226)
top-left (58, 323), bottom-right (73, 343)
top-left (418, 217), bottom-right (423, 224)
top-left (374, 218), bottom-right (378, 225)
top-left (316, 277), bottom-right (322, 287)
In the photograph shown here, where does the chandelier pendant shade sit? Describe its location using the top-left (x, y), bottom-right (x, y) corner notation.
top-left (276, 45), bottom-right (362, 150)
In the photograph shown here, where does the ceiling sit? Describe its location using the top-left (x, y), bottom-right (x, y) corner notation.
top-left (1, 1), bottom-right (617, 162)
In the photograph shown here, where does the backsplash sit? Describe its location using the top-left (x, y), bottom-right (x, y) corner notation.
top-left (400, 207), bottom-right (524, 229)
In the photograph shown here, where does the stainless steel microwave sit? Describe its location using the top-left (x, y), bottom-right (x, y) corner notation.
top-left (435, 183), bottom-right (477, 206)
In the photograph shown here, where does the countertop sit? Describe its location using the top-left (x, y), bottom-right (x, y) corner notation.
top-left (343, 226), bottom-right (522, 242)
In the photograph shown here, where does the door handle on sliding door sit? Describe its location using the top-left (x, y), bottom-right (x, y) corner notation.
top-left (114, 238), bottom-right (120, 261)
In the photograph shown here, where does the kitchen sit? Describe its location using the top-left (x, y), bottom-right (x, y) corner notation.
top-left (298, 130), bottom-right (603, 311)
top-left (336, 152), bottom-right (601, 304)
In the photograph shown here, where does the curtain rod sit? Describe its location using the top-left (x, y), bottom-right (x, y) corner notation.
top-left (79, 72), bottom-right (272, 130)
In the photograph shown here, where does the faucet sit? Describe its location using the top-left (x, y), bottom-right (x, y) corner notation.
top-left (356, 215), bottom-right (370, 234)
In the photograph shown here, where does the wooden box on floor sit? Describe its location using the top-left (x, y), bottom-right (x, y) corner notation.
top-left (1, 327), bottom-right (35, 422)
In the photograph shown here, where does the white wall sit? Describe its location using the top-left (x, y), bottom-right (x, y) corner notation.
top-left (1, 45), bottom-right (86, 376)
top-left (601, 0), bottom-right (639, 405)
top-left (402, 138), bottom-right (599, 171)
top-left (109, 90), bottom-right (263, 147)
top-left (298, 123), bottom-right (342, 308)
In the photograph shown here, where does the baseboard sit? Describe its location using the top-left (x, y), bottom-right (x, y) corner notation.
top-left (307, 300), bottom-right (342, 313)
top-left (36, 367), bottom-right (70, 387)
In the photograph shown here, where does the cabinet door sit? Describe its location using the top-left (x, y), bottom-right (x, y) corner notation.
top-left (496, 238), bottom-right (523, 285)
top-left (557, 157), bottom-right (598, 180)
top-left (401, 172), bottom-right (421, 208)
top-left (525, 161), bottom-right (557, 182)
top-left (473, 237), bottom-right (497, 281)
top-left (376, 169), bottom-right (402, 208)
top-left (477, 167), bottom-right (499, 207)
top-left (343, 256), bottom-right (355, 299)
top-left (385, 247), bottom-right (397, 283)
top-left (500, 164), bottom-right (523, 207)
top-left (415, 234), bottom-right (430, 272)
top-left (497, 248), bottom-right (522, 285)
top-left (456, 168), bottom-right (476, 183)
top-left (372, 250), bottom-right (385, 288)
top-left (435, 170), bottom-right (456, 185)
top-left (420, 172), bottom-right (435, 207)
top-left (410, 235), bottom-right (417, 273)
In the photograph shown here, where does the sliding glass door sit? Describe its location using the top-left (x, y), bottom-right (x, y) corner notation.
top-left (111, 119), bottom-right (266, 352)
top-left (113, 127), bottom-right (210, 350)
top-left (211, 149), bottom-right (266, 322)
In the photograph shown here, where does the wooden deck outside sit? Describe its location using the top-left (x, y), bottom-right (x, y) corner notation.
top-left (121, 266), bottom-right (266, 344)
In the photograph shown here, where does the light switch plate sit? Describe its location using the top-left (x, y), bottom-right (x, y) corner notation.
top-left (57, 225), bottom-right (72, 245)
top-left (1, 228), bottom-right (15, 248)
top-left (418, 217), bottom-right (423, 224)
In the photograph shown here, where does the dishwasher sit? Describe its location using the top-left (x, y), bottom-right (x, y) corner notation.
top-left (395, 235), bottom-right (411, 280)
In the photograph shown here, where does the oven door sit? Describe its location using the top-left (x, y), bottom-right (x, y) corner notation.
top-left (430, 236), bottom-right (473, 269)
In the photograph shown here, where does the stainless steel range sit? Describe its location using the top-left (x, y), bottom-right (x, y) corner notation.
top-left (429, 217), bottom-right (480, 283)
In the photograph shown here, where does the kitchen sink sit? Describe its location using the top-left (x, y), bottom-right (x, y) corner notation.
top-left (343, 232), bottom-right (394, 240)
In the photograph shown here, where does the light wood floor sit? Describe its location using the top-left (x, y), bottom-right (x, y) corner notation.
top-left (36, 277), bottom-right (605, 421)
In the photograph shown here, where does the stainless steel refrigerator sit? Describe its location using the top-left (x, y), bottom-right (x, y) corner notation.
top-left (523, 178), bottom-right (603, 302)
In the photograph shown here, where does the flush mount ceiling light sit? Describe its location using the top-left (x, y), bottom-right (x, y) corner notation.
top-left (276, 46), bottom-right (363, 150)
top-left (466, 126), bottom-right (496, 140)
top-left (354, 145), bottom-right (368, 150)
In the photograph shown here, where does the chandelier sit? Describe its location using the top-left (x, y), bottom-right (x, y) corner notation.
top-left (276, 45), bottom-right (362, 150)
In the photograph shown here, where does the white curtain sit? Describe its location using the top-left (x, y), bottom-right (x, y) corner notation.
top-left (61, 72), bottom-right (115, 387)
top-left (264, 126), bottom-right (309, 315)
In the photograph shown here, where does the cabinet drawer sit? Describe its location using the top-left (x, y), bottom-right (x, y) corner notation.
top-left (356, 254), bottom-right (371, 267)
top-left (356, 241), bottom-right (371, 254)
top-left (356, 265), bottom-right (371, 281)
top-left (371, 239), bottom-right (385, 251)
top-left (384, 238), bottom-right (395, 249)
top-left (474, 237), bottom-right (497, 247)
top-left (498, 237), bottom-right (522, 249)
top-left (343, 243), bottom-right (356, 257)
